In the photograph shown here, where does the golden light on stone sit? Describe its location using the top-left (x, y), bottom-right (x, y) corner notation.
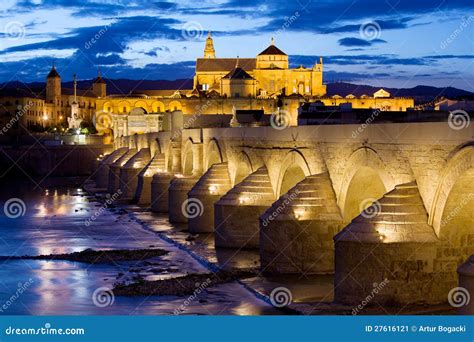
top-left (239, 196), bottom-right (249, 204)
top-left (208, 185), bottom-right (217, 194)
top-left (175, 173), bottom-right (184, 178)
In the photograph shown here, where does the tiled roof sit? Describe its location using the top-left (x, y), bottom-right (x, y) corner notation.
top-left (94, 76), bottom-right (106, 84)
top-left (222, 67), bottom-right (254, 80)
top-left (47, 67), bottom-right (60, 78)
top-left (130, 89), bottom-right (192, 97)
top-left (196, 58), bottom-right (256, 72)
top-left (258, 45), bottom-right (287, 56)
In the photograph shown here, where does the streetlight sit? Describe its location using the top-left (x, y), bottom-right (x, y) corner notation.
top-left (42, 114), bottom-right (48, 128)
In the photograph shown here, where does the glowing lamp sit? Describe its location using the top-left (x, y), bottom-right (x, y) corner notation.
top-left (239, 196), bottom-right (249, 204)
top-left (208, 185), bottom-right (217, 194)
top-left (293, 209), bottom-right (305, 220)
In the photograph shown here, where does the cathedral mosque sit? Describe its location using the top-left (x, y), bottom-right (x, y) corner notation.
top-left (0, 33), bottom-right (414, 138)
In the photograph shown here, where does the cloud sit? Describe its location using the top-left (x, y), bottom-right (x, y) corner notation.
top-left (338, 37), bottom-right (386, 47)
top-left (424, 55), bottom-right (474, 60)
top-left (290, 54), bottom-right (429, 67)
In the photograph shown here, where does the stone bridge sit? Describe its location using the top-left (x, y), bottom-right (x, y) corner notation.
top-left (94, 121), bottom-right (473, 307)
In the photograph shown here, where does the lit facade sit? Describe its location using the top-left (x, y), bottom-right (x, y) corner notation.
top-left (0, 34), bottom-right (415, 137)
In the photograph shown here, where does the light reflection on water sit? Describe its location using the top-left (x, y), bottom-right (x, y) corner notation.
top-left (0, 179), bottom-right (276, 315)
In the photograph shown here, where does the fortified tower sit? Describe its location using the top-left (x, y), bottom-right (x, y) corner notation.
top-left (46, 64), bottom-right (61, 105)
top-left (93, 67), bottom-right (107, 98)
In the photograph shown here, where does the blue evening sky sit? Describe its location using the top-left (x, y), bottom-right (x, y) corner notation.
top-left (0, 0), bottom-right (473, 90)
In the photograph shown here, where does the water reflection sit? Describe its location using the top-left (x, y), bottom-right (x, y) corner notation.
top-left (0, 179), bottom-right (275, 315)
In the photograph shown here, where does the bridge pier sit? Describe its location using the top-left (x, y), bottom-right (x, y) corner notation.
top-left (94, 147), bottom-right (128, 189)
top-left (107, 148), bottom-right (137, 194)
top-left (188, 162), bottom-right (232, 234)
top-left (334, 182), bottom-right (445, 306)
top-left (119, 148), bottom-right (151, 200)
top-left (260, 172), bottom-right (343, 274)
top-left (150, 172), bottom-right (175, 213)
top-left (168, 176), bottom-right (199, 223)
top-left (134, 152), bottom-right (166, 205)
top-left (214, 167), bottom-right (275, 249)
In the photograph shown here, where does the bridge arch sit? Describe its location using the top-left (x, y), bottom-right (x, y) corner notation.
top-left (205, 138), bottom-right (224, 169)
top-left (276, 149), bottom-right (311, 197)
top-left (431, 145), bottom-right (474, 240)
top-left (164, 139), bottom-right (174, 172)
top-left (232, 151), bottom-right (254, 186)
top-left (338, 147), bottom-right (394, 222)
top-left (182, 138), bottom-right (195, 176)
top-left (149, 138), bottom-right (161, 157)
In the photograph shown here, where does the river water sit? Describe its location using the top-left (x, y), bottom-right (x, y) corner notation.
top-left (0, 178), bottom-right (284, 315)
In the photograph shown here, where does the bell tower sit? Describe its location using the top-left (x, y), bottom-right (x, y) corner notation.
top-left (204, 31), bottom-right (216, 59)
